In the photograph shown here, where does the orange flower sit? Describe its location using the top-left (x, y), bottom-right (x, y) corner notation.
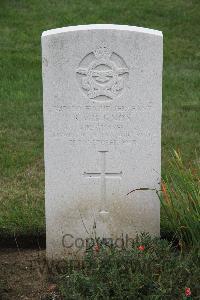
top-left (138, 245), bottom-right (145, 251)
top-left (185, 287), bottom-right (191, 297)
top-left (94, 244), bottom-right (100, 252)
top-left (161, 181), bottom-right (170, 204)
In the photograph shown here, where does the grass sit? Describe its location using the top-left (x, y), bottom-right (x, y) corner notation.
top-left (160, 151), bottom-right (200, 249)
top-left (58, 235), bottom-right (200, 299)
top-left (0, 0), bottom-right (200, 235)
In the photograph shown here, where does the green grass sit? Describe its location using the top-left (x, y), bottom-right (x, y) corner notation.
top-left (58, 235), bottom-right (200, 299)
top-left (0, 0), bottom-right (199, 235)
top-left (160, 151), bottom-right (200, 248)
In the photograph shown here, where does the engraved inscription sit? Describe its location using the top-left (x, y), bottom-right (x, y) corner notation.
top-left (48, 103), bottom-right (155, 144)
top-left (76, 43), bottom-right (129, 101)
top-left (84, 151), bottom-right (122, 214)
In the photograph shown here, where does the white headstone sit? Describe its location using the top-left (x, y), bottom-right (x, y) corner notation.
top-left (42, 24), bottom-right (163, 259)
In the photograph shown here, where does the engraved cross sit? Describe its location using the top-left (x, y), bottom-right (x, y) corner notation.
top-left (84, 151), bottom-right (122, 214)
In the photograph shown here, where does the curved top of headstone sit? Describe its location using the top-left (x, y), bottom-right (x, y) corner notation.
top-left (42, 24), bottom-right (162, 37)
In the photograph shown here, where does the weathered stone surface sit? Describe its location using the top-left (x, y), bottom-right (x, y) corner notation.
top-left (42, 24), bottom-right (163, 259)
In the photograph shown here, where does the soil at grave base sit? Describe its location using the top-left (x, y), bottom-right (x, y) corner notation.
top-left (0, 248), bottom-right (62, 300)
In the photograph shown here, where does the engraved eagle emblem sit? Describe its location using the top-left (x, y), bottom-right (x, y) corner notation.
top-left (76, 43), bottom-right (129, 101)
